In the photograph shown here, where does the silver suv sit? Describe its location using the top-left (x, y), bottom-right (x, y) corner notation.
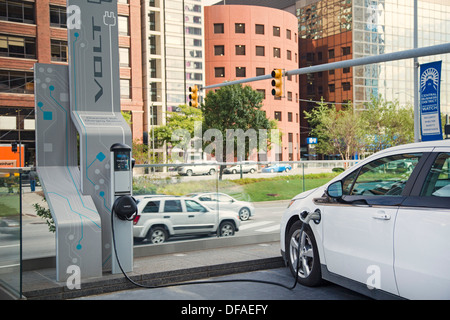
top-left (133, 195), bottom-right (240, 244)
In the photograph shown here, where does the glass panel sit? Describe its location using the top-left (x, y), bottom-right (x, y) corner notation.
top-left (0, 168), bottom-right (22, 299)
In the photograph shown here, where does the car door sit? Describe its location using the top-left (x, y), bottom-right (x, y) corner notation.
top-left (184, 199), bottom-right (216, 233)
top-left (162, 199), bottom-right (187, 235)
top-left (394, 150), bottom-right (450, 299)
top-left (320, 152), bottom-right (426, 296)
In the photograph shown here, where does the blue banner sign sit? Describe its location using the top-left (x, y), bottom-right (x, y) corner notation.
top-left (420, 61), bottom-right (443, 141)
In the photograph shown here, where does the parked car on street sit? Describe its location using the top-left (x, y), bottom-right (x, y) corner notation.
top-left (280, 140), bottom-right (450, 299)
top-left (224, 162), bottom-right (258, 174)
top-left (188, 192), bottom-right (255, 221)
top-left (177, 162), bottom-right (218, 176)
top-left (0, 217), bottom-right (19, 235)
top-left (262, 163), bottom-right (292, 173)
top-left (133, 196), bottom-right (240, 244)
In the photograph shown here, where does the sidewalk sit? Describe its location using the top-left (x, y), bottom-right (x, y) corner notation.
top-left (21, 238), bottom-right (284, 300)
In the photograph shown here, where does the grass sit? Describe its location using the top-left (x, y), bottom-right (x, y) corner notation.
top-left (134, 172), bottom-right (339, 202)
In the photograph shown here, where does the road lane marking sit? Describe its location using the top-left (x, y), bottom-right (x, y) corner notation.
top-left (239, 221), bottom-right (273, 230)
top-left (256, 224), bottom-right (280, 232)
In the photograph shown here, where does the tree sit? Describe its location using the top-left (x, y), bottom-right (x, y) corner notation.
top-left (304, 99), bottom-right (366, 160)
top-left (304, 96), bottom-right (416, 160)
top-left (361, 95), bottom-right (414, 153)
top-left (151, 104), bottom-right (203, 148)
top-left (202, 84), bottom-right (276, 178)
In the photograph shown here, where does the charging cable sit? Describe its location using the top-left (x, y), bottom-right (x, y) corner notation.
top-left (111, 207), bottom-right (315, 291)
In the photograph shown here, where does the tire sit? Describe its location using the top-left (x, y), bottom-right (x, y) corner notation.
top-left (270, 169), bottom-right (274, 173)
top-left (239, 207), bottom-right (251, 221)
top-left (286, 220), bottom-right (322, 287)
top-left (218, 221), bottom-right (235, 237)
top-left (232, 169), bottom-right (237, 174)
top-left (209, 168), bottom-right (216, 175)
top-left (285, 168), bottom-right (291, 172)
top-left (186, 169), bottom-right (193, 176)
top-left (249, 168), bottom-right (255, 174)
top-left (148, 226), bottom-right (168, 244)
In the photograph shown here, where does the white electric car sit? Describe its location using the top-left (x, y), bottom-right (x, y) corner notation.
top-left (280, 140), bottom-right (450, 300)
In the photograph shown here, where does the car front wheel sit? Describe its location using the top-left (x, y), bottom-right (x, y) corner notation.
top-left (219, 221), bottom-right (235, 237)
top-left (239, 207), bottom-right (251, 221)
top-left (286, 220), bottom-right (322, 287)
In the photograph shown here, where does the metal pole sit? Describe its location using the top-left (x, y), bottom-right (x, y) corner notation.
top-left (201, 42), bottom-right (450, 91)
top-left (414, 0), bottom-right (420, 142)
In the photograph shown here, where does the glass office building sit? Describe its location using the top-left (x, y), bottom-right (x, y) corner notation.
top-left (297, 0), bottom-right (450, 113)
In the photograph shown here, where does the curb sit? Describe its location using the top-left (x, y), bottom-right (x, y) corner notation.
top-left (23, 256), bottom-right (285, 300)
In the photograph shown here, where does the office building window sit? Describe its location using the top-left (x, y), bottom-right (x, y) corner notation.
top-left (342, 46), bottom-right (351, 55)
top-left (274, 111), bottom-right (282, 121)
top-left (256, 68), bottom-right (265, 76)
top-left (235, 45), bottom-right (245, 55)
top-left (119, 47), bottom-right (130, 67)
top-left (273, 47), bottom-right (280, 58)
top-left (236, 67), bottom-right (246, 77)
top-left (120, 79), bottom-right (130, 98)
top-left (118, 16), bottom-right (129, 36)
top-left (235, 23), bottom-right (245, 33)
top-left (214, 45), bottom-right (224, 56)
top-left (287, 50), bottom-right (291, 60)
top-left (0, 0), bottom-right (34, 24)
top-left (0, 34), bottom-right (36, 59)
top-left (214, 23), bottom-right (224, 34)
top-left (255, 24), bottom-right (264, 34)
top-left (286, 29), bottom-right (291, 39)
top-left (50, 5), bottom-right (66, 28)
top-left (328, 49), bottom-right (335, 58)
top-left (329, 84), bottom-right (335, 92)
top-left (0, 70), bottom-right (34, 93)
top-left (50, 39), bottom-right (67, 62)
top-left (342, 82), bottom-right (351, 91)
top-left (215, 67), bottom-right (225, 77)
top-left (288, 112), bottom-right (293, 122)
top-left (255, 46), bottom-right (265, 56)
top-left (273, 26), bottom-right (280, 37)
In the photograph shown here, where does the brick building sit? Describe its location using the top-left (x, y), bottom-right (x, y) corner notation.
top-left (0, 0), bottom-right (144, 165)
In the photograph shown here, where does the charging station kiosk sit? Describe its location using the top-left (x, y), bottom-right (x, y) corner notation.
top-left (110, 143), bottom-right (134, 274)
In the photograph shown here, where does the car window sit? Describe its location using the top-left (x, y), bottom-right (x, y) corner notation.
top-left (142, 201), bottom-right (160, 213)
top-left (343, 153), bottom-right (422, 196)
top-left (420, 153), bottom-right (450, 197)
top-left (219, 194), bottom-right (233, 202)
top-left (163, 200), bottom-right (182, 212)
top-left (185, 200), bottom-right (207, 212)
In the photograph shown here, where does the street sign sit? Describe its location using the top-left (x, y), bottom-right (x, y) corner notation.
top-left (307, 137), bottom-right (318, 144)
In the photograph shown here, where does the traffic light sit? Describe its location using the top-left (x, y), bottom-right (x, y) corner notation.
top-left (271, 69), bottom-right (283, 97)
top-left (189, 85), bottom-right (199, 108)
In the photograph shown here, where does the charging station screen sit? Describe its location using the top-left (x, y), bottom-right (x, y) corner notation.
top-left (114, 151), bottom-right (130, 171)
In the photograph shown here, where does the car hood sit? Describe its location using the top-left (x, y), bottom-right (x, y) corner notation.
top-left (291, 187), bottom-right (324, 201)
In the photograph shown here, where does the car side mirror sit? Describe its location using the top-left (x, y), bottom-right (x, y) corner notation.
top-left (327, 181), bottom-right (343, 198)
